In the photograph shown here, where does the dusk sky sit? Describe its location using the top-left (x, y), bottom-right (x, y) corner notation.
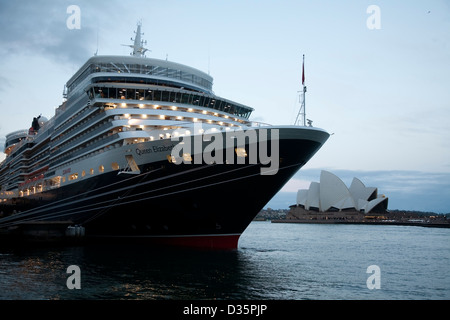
top-left (1, 0), bottom-right (449, 212)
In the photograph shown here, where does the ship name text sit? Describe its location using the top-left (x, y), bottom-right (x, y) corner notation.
top-left (135, 144), bottom-right (176, 156)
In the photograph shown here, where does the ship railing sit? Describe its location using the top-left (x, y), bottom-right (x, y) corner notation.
top-left (247, 121), bottom-right (272, 128)
top-left (3, 137), bottom-right (34, 164)
top-left (52, 106), bottom-right (101, 139)
top-left (5, 129), bottom-right (29, 141)
top-left (49, 133), bottom-right (120, 168)
top-left (51, 120), bottom-right (114, 158)
top-left (4, 119), bottom-right (55, 157)
top-left (33, 117), bottom-right (55, 145)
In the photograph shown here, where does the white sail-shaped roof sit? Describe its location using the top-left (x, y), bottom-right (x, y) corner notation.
top-left (364, 197), bottom-right (388, 213)
top-left (305, 182), bottom-right (320, 210)
top-left (296, 189), bottom-right (308, 207)
top-left (319, 170), bottom-right (352, 212)
top-left (357, 199), bottom-right (369, 211)
top-left (349, 177), bottom-right (377, 203)
top-left (332, 196), bottom-right (356, 211)
top-left (295, 170), bottom-right (389, 213)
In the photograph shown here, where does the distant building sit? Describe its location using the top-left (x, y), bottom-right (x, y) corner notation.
top-left (295, 170), bottom-right (388, 214)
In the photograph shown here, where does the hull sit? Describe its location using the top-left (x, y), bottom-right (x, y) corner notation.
top-left (0, 126), bottom-right (328, 248)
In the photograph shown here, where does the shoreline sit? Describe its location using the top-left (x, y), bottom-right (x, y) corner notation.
top-left (270, 219), bottom-right (450, 228)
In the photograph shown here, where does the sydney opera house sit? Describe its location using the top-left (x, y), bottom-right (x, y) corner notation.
top-left (291, 171), bottom-right (388, 219)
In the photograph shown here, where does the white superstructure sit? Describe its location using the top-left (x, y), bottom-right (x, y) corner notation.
top-left (0, 23), bottom-right (254, 201)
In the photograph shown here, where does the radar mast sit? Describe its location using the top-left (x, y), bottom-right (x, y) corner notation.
top-left (123, 21), bottom-right (150, 57)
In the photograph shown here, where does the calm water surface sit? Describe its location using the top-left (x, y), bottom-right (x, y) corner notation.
top-left (1, 222), bottom-right (449, 300)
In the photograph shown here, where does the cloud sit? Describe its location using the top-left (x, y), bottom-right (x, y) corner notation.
top-left (279, 178), bottom-right (311, 193)
top-left (0, 75), bottom-right (11, 92)
top-left (0, 0), bottom-right (98, 65)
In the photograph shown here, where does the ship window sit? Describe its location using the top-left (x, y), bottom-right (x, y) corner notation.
top-left (90, 168), bottom-right (94, 175)
top-left (137, 89), bottom-right (145, 99)
top-left (82, 170), bottom-right (86, 177)
top-left (183, 153), bottom-right (192, 162)
top-left (235, 148), bottom-right (248, 158)
top-left (69, 173), bottom-right (78, 181)
top-left (161, 91), bottom-right (170, 102)
top-left (153, 91), bottom-right (161, 101)
top-left (99, 165), bottom-right (104, 173)
top-left (167, 155), bottom-right (177, 164)
top-left (62, 176), bottom-right (66, 183)
top-left (111, 162), bottom-right (120, 170)
top-left (94, 87), bottom-right (104, 98)
top-left (127, 89), bottom-right (135, 100)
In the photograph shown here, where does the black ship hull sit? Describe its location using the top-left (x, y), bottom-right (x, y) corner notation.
top-left (0, 127), bottom-right (328, 249)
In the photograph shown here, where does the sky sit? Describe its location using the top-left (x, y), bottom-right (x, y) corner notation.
top-left (0, 0), bottom-right (449, 212)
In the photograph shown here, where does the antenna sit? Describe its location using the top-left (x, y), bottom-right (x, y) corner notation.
top-left (208, 43), bottom-right (211, 75)
top-left (94, 27), bottom-right (99, 56)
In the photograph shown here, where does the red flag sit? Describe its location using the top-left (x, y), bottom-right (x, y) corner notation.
top-left (302, 55), bottom-right (305, 86)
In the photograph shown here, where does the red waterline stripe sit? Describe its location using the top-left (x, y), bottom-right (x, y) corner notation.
top-left (90, 234), bottom-right (241, 250)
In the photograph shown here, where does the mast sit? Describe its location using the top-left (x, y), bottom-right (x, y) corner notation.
top-left (294, 54), bottom-right (307, 126)
top-left (302, 54), bottom-right (306, 126)
top-left (122, 21), bottom-right (150, 57)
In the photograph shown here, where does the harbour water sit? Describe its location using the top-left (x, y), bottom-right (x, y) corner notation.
top-left (0, 221), bottom-right (449, 300)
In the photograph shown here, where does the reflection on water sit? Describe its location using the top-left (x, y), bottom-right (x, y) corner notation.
top-left (1, 222), bottom-right (449, 300)
top-left (1, 244), bottom-right (266, 300)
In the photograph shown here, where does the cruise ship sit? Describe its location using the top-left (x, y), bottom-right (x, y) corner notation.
top-left (0, 24), bottom-right (329, 248)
